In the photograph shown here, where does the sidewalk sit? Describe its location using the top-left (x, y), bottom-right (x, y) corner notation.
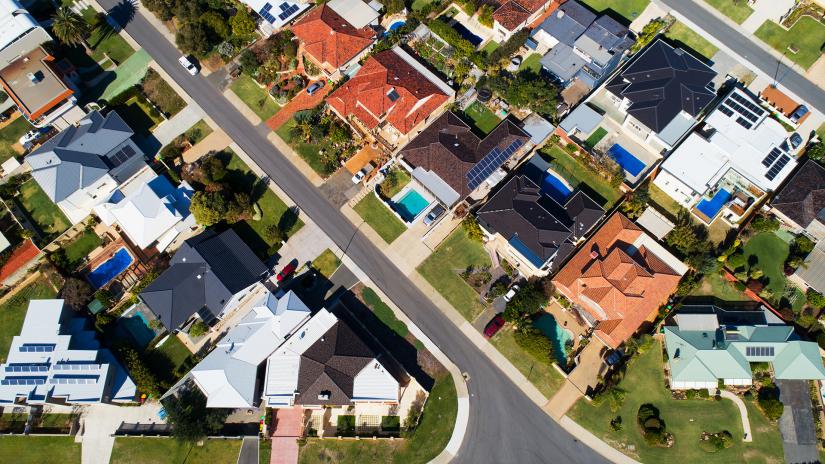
top-left (152, 104), bottom-right (205, 146)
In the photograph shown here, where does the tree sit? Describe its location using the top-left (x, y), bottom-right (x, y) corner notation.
top-left (61, 278), bottom-right (92, 309)
top-left (462, 216), bottom-right (485, 242)
top-left (750, 214), bottom-right (780, 232)
top-left (200, 156), bottom-right (227, 185)
top-left (200, 11), bottom-right (230, 41)
top-left (142, 0), bottom-right (176, 21)
top-left (757, 383), bottom-right (784, 421)
top-left (806, 142), bottom-right (825, 163)
top-left (176, 21), bottom-right (211, 57)
top-left (52, 7), bottom-right (90, 47)
top-left (478, 4), bottom-right (494, 27)
top-left (620, 183), bottom-right (650, 219)
top-left (290, 111), bottom-right (315, 142)
top-left (164, 387), bottom-right (229, 442)
top-left (807, 289), bottom-right (825, 310)
top-left (190, 191), bottom-right (227, 226)
top-left (189, 320), bottom-right (208, 337)
top-left (487, 71), bottom-right (559, 117)
top-left (119, 345), bottom-right (161, 396)
top-left (513, 327), bottom-right (554, 363)
top-left (239, 49), bottom-right (260, 75)
top-left (231, 9), bottom-right (257, 40)
top-left (631, 19), bottom-right (668, 53)
top-left (503, 280), bottom-right (548, 321)
top-left (383, 0), bottom-right (405, 14)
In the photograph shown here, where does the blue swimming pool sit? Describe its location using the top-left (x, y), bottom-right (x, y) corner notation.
top-left (117, 310), bottom-right (156, 349)
top-left (533, 314), bottom-right (573, 359)
top-left (388, 20), bottom-right (406, 31)
top-left (607, 144), bottom-right (646, 177)
top-left (541, 171), bottom-right (572, 203)
top-left (696, 188), bottom-right (732, 220)
top-left (393, 189), bottom-right (431, 222)
top-left (439, 16), bottom-right (482, 45)
top-left (88, 248), bottom-right (133, 288)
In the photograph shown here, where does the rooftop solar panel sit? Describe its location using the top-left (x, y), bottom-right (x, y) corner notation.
top-left (762, 147), bottom-right (781, 167)
top-left (466, 139), bottom-right (524, 190)
top-left (765, 154), bottom-right (791, 181)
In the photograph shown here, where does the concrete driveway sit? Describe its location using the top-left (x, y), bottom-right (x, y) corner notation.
top-left (777, 379), bottom-right (819, 464)
top-left (319, 170), bottom-right (360, 207)
top-left (237, 436), bottom-right (258, 464)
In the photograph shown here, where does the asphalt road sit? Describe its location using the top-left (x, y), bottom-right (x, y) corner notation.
top-left (99, 2), bottom-right (609, 463)
top-left (657, 0), bottom-right (825, 113)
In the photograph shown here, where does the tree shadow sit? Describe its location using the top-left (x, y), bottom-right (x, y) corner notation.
top-left (107, 0), bottom-right (137, 30)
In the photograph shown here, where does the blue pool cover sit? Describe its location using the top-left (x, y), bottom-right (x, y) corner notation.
top-left (393, 190), bottom-right (430, 222)
top-left (607, 144), bottom-right (646, 177)
top-left (88, 248), bottom-right (133, 288)
top-left (696, 189), bottom-right (732, 220)
top-left (541, 172), bottom-right (572, 203)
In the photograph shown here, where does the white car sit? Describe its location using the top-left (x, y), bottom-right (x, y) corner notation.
top-left (179, 56), bottom-right (198, 76)
top-left (352, 169), bottom-right (366, 184)
top-left (503, 284), bottom-right (520, 302)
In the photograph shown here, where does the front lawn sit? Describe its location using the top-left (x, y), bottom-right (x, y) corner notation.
top-left (0, 436), bottom-right (81, 463)
top-left (417, 228), bottom-right (490, 321)
top-left (81, 7), bottom-right (135, 64)
top-left (183, 119), bottom-right (213, 145)
top-left (463, 102), bottom-right (501, 135)
top-left (230, 74), bottom-right (280, 120)
top-left (62, 229), bottom-right (102, 266)
top-left (0, 274), bottom-right (59, 363)
top-left (110, 437), bottom-right (242, 464)
top-left (18, 179), bottom-right (70, 237)
top-left (353, 194), bottom-right (406, 244)
top-left (140, 69), bottom-right (186, 117)
top-left (489, 326), bottom-right (565, 398)
top-left (312, 249), bottom-right (341, 278)
top-left (703, 0), bottom-right (753, 24)
top-left (0, 117), bottom-right (31, 164)
top-left (112, 93), bottom-right (165, 136)
top-left (519, 53), bottom-right (543, 73)
top-left (665, 22), bottom-right (719, 61)
top-left (275, 116), bottom-right (351, 178)
top-left (568, 339), bottom-right (784, 463)
top-left (540, 145), bottom-right (623, 207)
top-left (578, 0), bottom-right (650, 23)
top-left (755, 17), bottom-right (825, 69)
top-left (361, 287), bottom-right (409, 338)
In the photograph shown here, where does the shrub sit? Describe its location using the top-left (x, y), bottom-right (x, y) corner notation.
top-left (140, 69), bottom-right (186, 116)
top-left (807, 289), bottom-right (825, 310)
top-left (637, 404), bottom-right (671, 447)
top-left (758, 383), bottom-right (784, 421)
top-left (750, 215), bottom-right (780, 233)
top-left (160, 143), bottom-right (183, 161)
top-left (699, 430), bottom-right (733, 453)
top-left (610, 415), bottom-right (623, 431)
top-left (513, 327), bottom-right (554, 364)
top-left (462, 216), bottom-right (484, 242)
top-left (188, 320), bottom-right (208, 337)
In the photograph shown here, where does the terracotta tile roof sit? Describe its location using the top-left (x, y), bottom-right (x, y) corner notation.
top-left (292, 5), bottom-right (376, 69)
top-left (494, 0), bottom-right (551, 31)
top-left (0, 239), bottom-right (40, 282)
top-left (552, 213), bottom-right (683, 348)
top-left (760, 85), bottom-right (802, 119)
top-left (327, 49), bottom-right (450, 135)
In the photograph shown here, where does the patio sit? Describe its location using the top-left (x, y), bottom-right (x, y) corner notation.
top-left (593, 116), bottom-right (662, 184)
top-left (544, 299), bottom-right (588, 352)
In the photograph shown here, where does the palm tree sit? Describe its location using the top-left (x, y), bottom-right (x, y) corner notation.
top-left (52, 7), bottom-right (90, 48)
top-left (290, 112), bottom-right (314, 143)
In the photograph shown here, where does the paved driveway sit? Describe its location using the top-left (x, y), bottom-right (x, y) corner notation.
top-left (265, 80), bottom-right (331, 131)
top-left (777, 379), bottom-right (819, 464)
top-left (237, 437), bottom-right (258, 464)
top-left (319, 170), bottom-right (360, 207)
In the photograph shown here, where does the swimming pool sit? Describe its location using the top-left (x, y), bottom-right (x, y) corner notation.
top-left (87, 248), bottom-right (133, 288)
top-left (439, 16), bottom-right (482, 45)
top-left (393, 189), bottom-right (431, 222)
top-left (117, 309), bottom-right (156, 349)
top-left (533, 314), bottom-right (573, 359)
top-left (607, 144), bottom-right (646, 177)
top-left (696, 188), bottom-right (732, 220)
top-left (541, 170), bottom-right (572, 203)
top-left (388, 20), bottom-right (406, 32)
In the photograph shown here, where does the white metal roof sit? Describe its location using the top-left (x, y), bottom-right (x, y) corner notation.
top-left (0, 0), bottom-right (37, 52)
top-left (327, 0), bottom-right (380, 29)
top-left (352, 360), bottom-right (399, 401)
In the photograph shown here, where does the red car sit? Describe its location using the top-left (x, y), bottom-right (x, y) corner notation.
top-left (276, 260), bottom-right (298, 282)
top-left (484, 314), bottom-right (505, 338)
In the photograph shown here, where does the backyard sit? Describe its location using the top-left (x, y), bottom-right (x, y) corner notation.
top-left (0, 274), bottom-right (59, 363)
top-left (417, 228), bottom-right (490, 321)
top-left (665, 22), bottom-right (719, 61)
top-left (648, 182), bottom-right (682, 219)
top-left (353, 194), bottom-right (406, 244)
top-left (110, 437), bottom-right (242, 464)
top-left (518, 53), bottom-right (543, 73)
top-left (0, 116), bottom-right (31, 164)
top-left (690, 271), bottom-right (749, 303)
top-left (568, 339), bottom-right (784, 463)
top-left (18, 179), bottom-right (71, 239)
top-left (703, 0), bottom-right (753, 24)
top-left (579, 0), bottom-right (650, 22)
top-left (490, 326), bottom-right (565, 398)
top-left (0, 436), bottom-right (81, 464)
top-left (312, 249), bottom-right (341, 278)
top-left (62, 229), bottom-right (103, 268)
top-left (539, 144), bottom-right (623, 207)
top-left (154, 335), bottom-right (192, 372)
top-left (463, 102), bottom-right (501, 135)
top-left (755, 17), bottom-right (825, 69)
top-left (741, 231), bottom-right (805, 310)
top-left (230, 74), bottom-right (280, 120)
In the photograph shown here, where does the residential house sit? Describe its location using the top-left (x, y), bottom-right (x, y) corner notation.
top-left (788, 245), bottom-right (825, 298)
top-left (771, 160), bottom-right (825, 240)
top-left (665, 305), bottom-right (825, 389)
top-left (476, 154), bottom-right (604, 276)
top-left (243, 0), bottom-right (311, 35)
top-left (139, 229), bottom-right (268, 331)
top-left (24, 110), bottom-right (148, 224)
top-left (93, 168), bottom-right (197, 252)
top-left (653, 86), bottom-right (800, 226)
top-left (603, 38), bottom-right (717, 153)
top-left (492, 0), bottom-right (558, 42)
top-left (291, 0), bottom-right (378, 80)
top-left (552, 213), bottom-right (688, 348)
top-left (397, 111), bottom-right (530, 208)
top-left (327, 45), bottom-right (454, 148)
top-left (760, 84), bottom-right (809, 125)
top-left (0, 299), bottom-right (136, 405)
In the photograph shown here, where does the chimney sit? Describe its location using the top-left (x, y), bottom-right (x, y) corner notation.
top-left (590, 250), bottom-right (599, 259)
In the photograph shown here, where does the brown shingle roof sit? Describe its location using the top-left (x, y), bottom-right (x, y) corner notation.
top-left (772, 159), bottom-right (825, 229)
top-left (291, 5), bottom-right (376, 69)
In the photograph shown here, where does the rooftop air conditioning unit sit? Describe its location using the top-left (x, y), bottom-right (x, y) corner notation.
top-left (318, 392), bottom-right (330, 400)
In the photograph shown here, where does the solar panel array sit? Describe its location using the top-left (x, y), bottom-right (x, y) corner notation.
top-left (53, 363), bottom-right (100, 371)
top-left (729, 92), bottom-right (765, 117)
top-left (766, 154), bottom-right (791, 181)
top-left (107, 144), bottom-right (135, 168)
top-left (735, 116), bottom-right (752, 130)
top-left (50, 376), bottom-right (99, 385)
top-left (259, 2), bottom-right (277, 24)
top-left (19, 344), bottom-right (55, 353)
top-left (387, 88), bottom-right (400, 102)
top-left (717, 105), bottom-right (734, 118)
top-left (723, 94), bottom-right (761, 129)
top-left (0, 377), bottom-right (46, 386)
top-left (745, 346), bottom-right (775, 357)
top-left (762, 147), bottom-right (782, 167)
top-left (5, 364), bottom-right (49, 373)
top-left (466, 139), bottom-right (524, 190)
top-left (278, 2), bottom-right (300, 21)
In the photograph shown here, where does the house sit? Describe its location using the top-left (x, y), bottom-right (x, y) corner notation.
top-left (653, 86), bottom-right (800, 226)
top-left (242, 0), bottom-right (311, 35)
top-left (327, 45), bottom-right (453, 147)
top-left (665, 305), bottom-right (825, 389)
top-left (476, 154), bottom-right (604, 276)
top-left (0, 0), bottom-right (83, 128)
top-left (789, 245), bottom-right (825, 296)
top-left (0, 299), bottom-right (136, 405)
top-left (760, 84), bottom-right (809, 125)
top-left (139, 229), bottom-right (268, 331)
top-left (530, 1), bottom-right (633, 93)
top-left (771, 160), bottom-right (825, 240)
top-left (492, 0), bottom-right (558, 42)
top-left (552, 213), bottom-right (688, 348)
top-left (397, 111), bottom-right (530, 208)
top-left (24, 110), bottom-right (148, 224)
top-left (603, 38), bottom-right (717, 153)
top-left (291, 0), bottom-right (378, 80)
top-left (177, 290), bottom-right (400, 409)
top-left (93, 168), bottom-right (197, 251)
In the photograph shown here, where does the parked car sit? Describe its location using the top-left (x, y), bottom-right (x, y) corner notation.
top-left (18, 126), bottom-right (52, 149)
top-left (790, 132), bottom-right (803, 149)
top-left (605, 349), bottom-right (624, 366)
top-left (790, 105), bottom-right (809, 124)
top-left (423, 204), bottom-right (446, 226)
top-left (503, 284), bottom-right (520, 302)
top-left (507, 56), bottom-right (522, 72)
top-left (276, 260), bottom-right (298, 282)
top-left (306, 81), bottom-right (325, 96)
top-left (484, 314), bottom-right (505, 337)
top-left (179, 56), bottom-right (198, 75)
top-left (351, 162), bottom-right (375, 184)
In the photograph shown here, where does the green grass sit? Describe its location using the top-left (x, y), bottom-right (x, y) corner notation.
top-left (519, 53), bottom-right (543, 73)
top-left (379, 169), bottom-right (411, 199)
top-left (82, 7), bottom-right (135, 64)
top-left (540, 145), bottom-right (623, 207)
top-left (62, 229), bottom-right (102, 266)
top-left (18, 179), bottom-right (70, 236)
top-left (817, 122), bottom-right (825, 140)
top-left (583, 127), bottom-right (608, 149)
top-left (648, 182), bottom-right (683, 219)
top-left (743, 232), bottom-right (789, 297)
top-left (755, 17), bottom-right (825, 70)
top-left (0, 117), bottom-right (31, 164)
top-left (578, 0), bottom-right (650, 22)
top-left (480, 41), bottom-right (500, 55)
top-left (183, 119), bottom-right (213, 145)
top-left (154, 335), bottom-right (191, 371)
top-left (463, 102), bottom-right (501, 135)
top-left (0, 436), bottom-right (81, 463)
top-left (353, 194), bottom-right (406, 244)
top-left (260, 439), bottom-right (272, 464)
top-left (298, 374), bottom-right (457, 464)
top-left (230, 74), bottom-right (280, 120)
top-left (489, 326), bottom-right (565, 398)
top-left (411, 0), bottom-right (436, 12)
top-left (110, 437), bottom-right (242, 464)
top-left (702, 0), bottom-right (753, 24)
top-left (312, 249), bottom-right (341, 278)
top-left (362, 287), bottom-right (409, 338)
top-left (569, 339), bottom-right (784, 463)
top-left (417, 228), bottom-right (490, 321)
top-left (114, 94), bottom-right (165, 136)
top-left (665, 22), bottom-right (719, 60)
top-left (0, 275), bottom-right (58, 363)
top-left (275, 117), bottom-right (339, 177)
top-left (96, 49), bottom-right (151, 102)
top-left (691, 271), bottom-right (749, 302)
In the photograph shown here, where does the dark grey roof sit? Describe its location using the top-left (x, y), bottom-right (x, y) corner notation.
top-left (578, 16), bottom-right (633, 65)
top-left (140, 229), bottom-right (268, 329)
top-left (294, 320), bottom-right (376, 406)
top-left (605, 38), bottom-right (717, 132)
top-left (772, 160), bottom-right (825, 229)
top-left (534, 0), bottom-right (596, 46)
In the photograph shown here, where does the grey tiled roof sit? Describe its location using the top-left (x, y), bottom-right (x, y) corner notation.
top-left (534, 0), bottom-right (595, 47)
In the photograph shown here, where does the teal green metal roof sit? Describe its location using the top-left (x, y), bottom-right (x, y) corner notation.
top-left (773, 341), bottom-right (825, 380)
